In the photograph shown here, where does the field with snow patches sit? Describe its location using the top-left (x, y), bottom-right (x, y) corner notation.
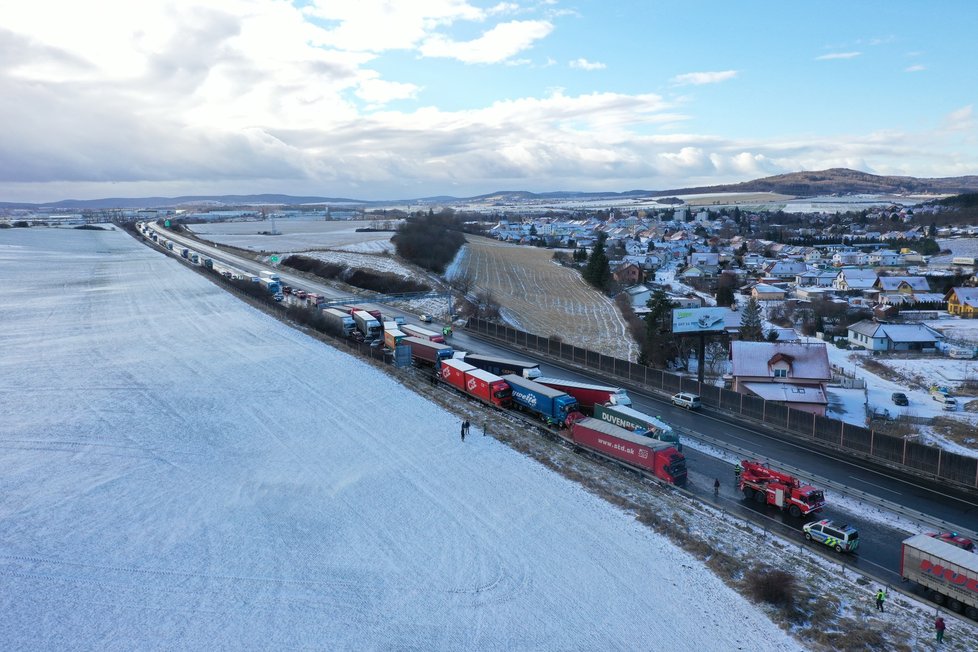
top-left (190, 218), bottom-right (396, 253)
top-left (0, 228), bottom-right (805, 650)
top-left (449, 235), bottom-right (639, 360)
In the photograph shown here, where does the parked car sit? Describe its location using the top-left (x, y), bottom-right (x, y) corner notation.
top-left (926, 531), bottom-right (975, 552)
top-left (941, 396), bottom-right (958, 411)
top-left (671, 392), bottom-right (701, 410)
top-left (891, 392), bottom-right (909, 406)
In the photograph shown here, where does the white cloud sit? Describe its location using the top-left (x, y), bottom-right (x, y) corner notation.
top-left (569, 58), bottom-right (605, 71)
top-left (942, 105), bottom-right (974, 132)
top-left (670, 70), bottom-right (738, 86)
top-left (904, 64), bottom-right (926, 73)
top-left (419, 19), bottom-right (553, 63)
top-left (815, 51), bottom-right (862, 60)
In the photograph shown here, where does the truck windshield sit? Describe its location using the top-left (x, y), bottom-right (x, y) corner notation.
top-left (805, 491), bottom-right (825, 505)
top-left (495, 388), bottom-right (512, 400)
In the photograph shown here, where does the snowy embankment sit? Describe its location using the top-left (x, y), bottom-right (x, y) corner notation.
top-left (0, 229), bottom-right (801, 651)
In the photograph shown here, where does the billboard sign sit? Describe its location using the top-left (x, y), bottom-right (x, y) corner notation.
top-left (672, 307), bottom-right (728, 334)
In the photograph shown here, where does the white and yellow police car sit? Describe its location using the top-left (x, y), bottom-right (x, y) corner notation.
top-left (803, 519), bottom-right (859, 553)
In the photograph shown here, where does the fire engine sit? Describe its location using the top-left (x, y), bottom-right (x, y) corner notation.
top-left (738, 459), bottom-right (825, 518)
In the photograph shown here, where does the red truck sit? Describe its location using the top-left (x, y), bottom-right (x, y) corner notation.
top-left (440, 359), bottom-right (512, 407)
top-left (535, 377), bottom-right (632, 415)
top-left (403, 336), bottom-right (453, 366)
top-left (401, 323), bottom-right (446, 344)
top-left (440, 358), bottom-right (474, 391)
top-left (561, 417), bottom-right (687, 485)
top-left (464, 368), bottom-right (512, 408)
top-left (738, 459), bottom-right (825, 518)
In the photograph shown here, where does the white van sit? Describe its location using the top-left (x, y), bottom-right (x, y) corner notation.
top-left (672, 392), bottom-right (702, 410)
top-left (942, 397), bottom-right (958, 411)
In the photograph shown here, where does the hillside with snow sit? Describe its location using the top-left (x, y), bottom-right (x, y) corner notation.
top-left (0, 228), bottom-right (804, 650)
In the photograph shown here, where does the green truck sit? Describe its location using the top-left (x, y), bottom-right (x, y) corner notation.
top-left (592, 403), bottom-right (681, 450)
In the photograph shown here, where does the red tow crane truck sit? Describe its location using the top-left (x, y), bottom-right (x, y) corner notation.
top-left (738, 459), bottom-right (825, 518)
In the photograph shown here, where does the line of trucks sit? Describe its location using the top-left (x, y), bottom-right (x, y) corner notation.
top-left (137, 222), bottom-right (978, 619)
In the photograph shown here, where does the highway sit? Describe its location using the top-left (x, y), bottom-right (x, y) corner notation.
top-left (140, 221), bottom-right (978, 593)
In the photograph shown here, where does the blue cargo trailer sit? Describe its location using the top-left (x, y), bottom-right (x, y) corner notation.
top-left (503, 374), bottom-right (580, 427)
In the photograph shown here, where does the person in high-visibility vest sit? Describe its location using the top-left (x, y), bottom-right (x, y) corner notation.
top-left (734, 463), bottom-right (743, 483)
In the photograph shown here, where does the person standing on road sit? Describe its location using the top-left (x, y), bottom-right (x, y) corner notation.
top-left (875, 588), bottom-right (886, 612)
top-left (733, 463), bottom-right (742, 484)
top-left (460, 421), bottom-right (466, 442)
top-left (463, 420), bottom-right (470, 437)
top-left (713, 478), bottom-right (720, 497)
top-left (935, 616), bottom-right (946, 643)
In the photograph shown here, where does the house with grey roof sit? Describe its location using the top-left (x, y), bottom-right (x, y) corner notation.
top-left (833, 268), bottom-right (878, 291)
top-left (846, 320), bottom-right (944, 352)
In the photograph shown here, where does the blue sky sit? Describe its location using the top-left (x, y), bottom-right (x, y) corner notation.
top-left (0, 0), bottom-right (975, 202)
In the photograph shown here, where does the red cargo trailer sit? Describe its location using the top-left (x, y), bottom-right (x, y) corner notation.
top-left (564, 417), bottom-right (687, 485)
top-left (534, 377), bottom-right (631, 414)
top-left (401, 323), bottom-right (446, 344)
top-left (440, 358), bottom-right (475, 391)
top-left (464, 368), bottom-right (512, 408)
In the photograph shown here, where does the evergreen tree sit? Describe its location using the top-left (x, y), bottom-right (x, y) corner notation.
top-left (643, 288), bottom-right (676, 366)
top-left (716, 286), bottom-right (735, 307)
top-left (739, 296), bottom-right (765, 341)
top-left (583, 232), bottom-right (611, 290)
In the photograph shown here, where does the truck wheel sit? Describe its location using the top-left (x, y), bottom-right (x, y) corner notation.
top-left (743, 487), bottom-right (754, 500)
top-left (788, 505), bottom-right (802, 518)
top-left (966, 605), bottom-right (978, 620)
top-left (932, 592), bottom-right (946, 606)
top-left (948, 598), bottom-right (964, 613)
top-left (805, 532), bottom-right (813, 541)
top-left (754, 490), bottom-right (767, 504)
top-left (834, 544), bottom-right (843, 553)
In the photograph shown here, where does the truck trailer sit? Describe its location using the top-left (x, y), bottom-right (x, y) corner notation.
top-left (258, 276), bottom-right (284, 300)
top-left (593, 403), bottom-right (681, 450)
top-left (503, 375), bottom-right (581, 427)
top-left (901, 533), bottom-right (978, 619)
top-left (562, 417), bottom-right (687, 485)
top-left (259, 270), bottom-right (281, 283)
top-left (534, 377), bottom-right (632, 414)
top-left (383, 328), bottom-right (408, 349)
top-left (400, 323), bottom-right (446, 344)
top-left (440, 360), bottom-right (512, 407)
top-left (462, 353), bottom-right (542, 379)
top-left (323, 308), bottom-right (356, 336)
top-left (402, 336), bottom-right (453, 365)
top-left (353, 310), bottom-right (382, 340)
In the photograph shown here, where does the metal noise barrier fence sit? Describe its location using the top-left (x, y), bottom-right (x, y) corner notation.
top-left (467, 318), bottom-right (978, 490)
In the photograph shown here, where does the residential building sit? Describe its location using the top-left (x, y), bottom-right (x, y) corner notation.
top-left (846, 320), bottom-right (944, 352)
top-left (729, 341), bottom-right (832, 416)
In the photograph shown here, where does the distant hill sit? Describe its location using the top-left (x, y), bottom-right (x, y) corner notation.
top-left (4, 168), bottom-right (978, 210)
top-left (660, 168), bottom-right (978, 197)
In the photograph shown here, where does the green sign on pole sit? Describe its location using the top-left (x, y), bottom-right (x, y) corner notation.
top-left (164, 219), bottom-right (171, 227)
top-left (270, 255), bottom-right (279, 263)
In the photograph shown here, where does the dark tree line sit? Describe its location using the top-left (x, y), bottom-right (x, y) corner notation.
top-left (282, 255), bottom-right (430, 294)
top-left (392, 212), bottom-right (467, 273)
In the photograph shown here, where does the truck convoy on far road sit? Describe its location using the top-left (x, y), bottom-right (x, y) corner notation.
top-left (503, 375), bottom-right (582, 427)
top-left (560, 417), bottom-right (687, 485)
top-left (323, 308), bottom-right (356, 337)
top-left (353, 310), bottom-right (382, 340)
top-left (461, 353), bottom-right (542, 379)
top-left (592, 403), bottom-right (681, 450)
top-left (901, 533), bottom-right (978, 619)
top-left (534, 377), bottom-right (632, 414)
top-left (403, 336), bottom-right (453, 365)
top-left (738, 459), bottom-right (825, 518)
top-left (400, 323), bottom-right (446, 344)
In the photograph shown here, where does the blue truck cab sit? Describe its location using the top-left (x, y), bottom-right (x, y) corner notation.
top-left (503, 374), bottom-right (579, 427)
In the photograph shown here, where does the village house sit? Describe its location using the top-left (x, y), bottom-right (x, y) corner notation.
top-left (729, 341), bottom-right (832, 416)
top-left (751, 283), bottom-right (787, 301)
top-left (868, 249), bottom-right (904, 267)
top-left (833, 268), bottom-right (878, 292)
top-left (946, 287), bottom-right (978, 317)
top-left (612, 262), bottom-right (644, 286)
top-left (846, 320), bottom-right (944, 352)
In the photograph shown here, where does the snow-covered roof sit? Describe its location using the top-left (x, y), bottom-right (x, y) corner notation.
top-left (741, 382), bottom-right (828, 405)
top-left (848, 320), bottom-right (943, 342)
top-left (948, 287), bottom-right (978, 308)
top-left (730, 341), bottom-right (831, 380)
top-left (876, 276), bottom-right (929, 292)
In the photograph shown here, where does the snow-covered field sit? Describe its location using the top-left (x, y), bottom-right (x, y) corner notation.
top-left (190, 218), bottom-right (396, 253)
top-left (0, 228), bottom-right (802, 650)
